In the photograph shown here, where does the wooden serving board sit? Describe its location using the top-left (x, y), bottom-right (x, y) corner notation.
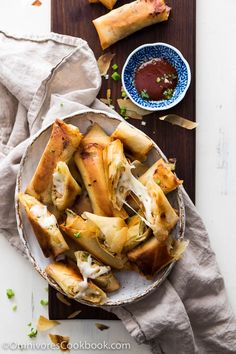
top-left (49, 0), bottom-right (196, 320)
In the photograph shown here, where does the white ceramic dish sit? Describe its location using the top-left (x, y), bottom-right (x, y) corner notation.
top-left (15, 110), bottom-right (185, 307)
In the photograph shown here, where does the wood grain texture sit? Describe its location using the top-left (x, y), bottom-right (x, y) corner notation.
top-left (50, 0), bottom-right (196, 320)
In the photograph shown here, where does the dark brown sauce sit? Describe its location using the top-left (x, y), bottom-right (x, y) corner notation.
top-left (134, 58), bottom-right (178, 101)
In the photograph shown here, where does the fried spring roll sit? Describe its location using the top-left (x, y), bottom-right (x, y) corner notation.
top-left (93, 0), bottom-right (171, 49)
top-left (128, 236), bottom-right (188, 277)
top-left (45, 262), bottom-right (107, 305)
top-left (75, 251), bottom-right (120, 292)
top-left (18, 193), bottom-right (69, 258)
top-left (111, 122), bottom-right (153, 161)
top-left (26, 119), bottom-right (82, 204)
top-left (124, 215), bottom-right (151, 252)
top-left (60, 210), bottom-right (127, 269)
top-left (52, 161), bottom-right (82, 211)
top-left (139, 158), bottom-right (183, 194)
top-left (74, 123), bottom-right (127, 218)
top-left (82, 212), bottom-right (128, 254)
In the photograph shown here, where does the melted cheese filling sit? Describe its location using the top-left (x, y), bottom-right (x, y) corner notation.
top-left (117, 163), bottom-right (153, 224)
top-left (53, 171), bottom-right (65, 196)
top-left (30, 205), bottom-right (57, 229)
top-left (76, 255), bottom-right (110, 291)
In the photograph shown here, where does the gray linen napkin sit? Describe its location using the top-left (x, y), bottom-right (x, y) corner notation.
top-left (0, 31), bottom-right (236, 354)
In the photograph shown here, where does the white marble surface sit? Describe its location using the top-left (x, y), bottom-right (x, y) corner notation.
top-left (0, 0), bottom-right (235, 353)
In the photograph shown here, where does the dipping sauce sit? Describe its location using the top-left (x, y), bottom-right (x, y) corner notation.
top-left (134, 58), bottom-right (178, 101)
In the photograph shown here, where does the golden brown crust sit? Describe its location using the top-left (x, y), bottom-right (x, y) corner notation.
top-left (45, 262), bottom-right (107, 304)
top-left (60, 212), bottom-right (126, 269)
top-left (111, 122), bottom-right (153, 161)
top-left (52, 161), bottom-right (82, 211)
top-left (18, 193), bottom-right (69, 258)
top-left (139, 158), bottom-right (183, 193)
top-left (93, 0), bottom-right (170, 49)
top-left (26, 119), bottom-right (82, 204)
top-left (128, 237), bottom-right (172, 276)
top-left (74, 124), bottom-right (127, 218)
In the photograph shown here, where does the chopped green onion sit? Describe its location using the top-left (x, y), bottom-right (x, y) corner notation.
top-left (40, 299), bottom-right (48, 306)
top-left (120, 107), bottom-right (127, 117)
top-left (156, 179), bottom-right (161, 185)
top-left (27, 322), bottom-right (32, 327)
top-left (163, 88), bottom-right (174, 100)
top-left (60, 102), bottom-right (64, 107)
top-left (140, 89), bottom-right (149, 100)
top-left (111, 72), bottom-right (120, 81)
top-left (6, 289), bottom-right (15, 299)
top-left (74, 232), bottom-right (81, 238)
top-left (112, 63), bottom-right (118, 70)
top-left (12, 304), bottom-right (17, 311)
top-left (121, 90), bottom-right (127, 98)
top-left (28, 328), bottom-right (38, 338)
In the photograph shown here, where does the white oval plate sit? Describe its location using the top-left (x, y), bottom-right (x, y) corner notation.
top-left (15, 110), bottom-right (185, 307)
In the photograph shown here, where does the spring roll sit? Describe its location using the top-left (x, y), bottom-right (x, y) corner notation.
top-left (128, 236), bottom-right (188, 277)
top-left (111, 122), bottom-right (153, 161)
top-left (45, 262), bottom-right (107, 305)
top-left (18, 193), bottom-right (69, 258)
top-left (124, 215), bottom-right (151, 252)
top-left (139, 158), bottom-right (183, 194)
top-left (93, 0), bottom-right (171, 49)
top-left (75, 251), bottom-right (120, 292)
top-left (26, 119), bottom-right (82, 204)
top-left (82, 212), bottom-right (128, 254)
top-left (74, 123), bottom-right (127, 218)
top-left (60, 210), bottom-right (127, 269)
top-left (52, 161), bottom-right (82, 211)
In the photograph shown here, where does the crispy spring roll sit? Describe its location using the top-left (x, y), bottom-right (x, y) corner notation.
top-left (145, 180), bottom-right (179, 239)
top-left (52, 161), bottom-right (82, 211)
top-left (75, 251), bottom-right (120, 292)
top-left (26, 119), bottom-right (82, 204)
top-left (139, 158), bottom-right (183, 194)
top-left (74, 123), bottom-right (127, 218)
top-left (60, 210), bottom-right (127, 269)
top-left (18, 193), bottom-right (69, 258)
top-left (111, 122), bottom-right (153, 161)
top-left (128, 236), bottom-right (188, 277)
top-left (82, 212), bottom-right (128, 254)
top-left (45, 262), bottom-right (107, 305)
top-left (124, 215), bottom-right (151, 252)
top-left (103, 139), bottom-right (178, 239)
top-left (74, 123), bottom-right (112, 216)
top-left (93, 0), bottom-right (171, 49)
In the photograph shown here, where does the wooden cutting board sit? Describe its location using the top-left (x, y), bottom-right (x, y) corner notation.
top-left (49, 0), bottom-right (196, 320)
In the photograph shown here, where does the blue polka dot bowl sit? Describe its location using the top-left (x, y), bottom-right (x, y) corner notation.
top-left (121, 43), bottom-right (191, 111)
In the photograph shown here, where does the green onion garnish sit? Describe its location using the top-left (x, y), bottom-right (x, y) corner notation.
top-left (112, 63), bottom-right (118, 70)
top-left (28, 329), bottom-right (38, 338)
top-left (74, 232), bottom-right (81, 238)
top-left (140, 89), bottom-right (149, 100)
top-left (111, 72), bottom-right (120, 81)
top-left (6, 289), bottom-right (15, 299)
top-left (156, 179), bottom-right (161, 185)
top-left (120, 107), bottom-right (127, 117)
top-left (12, 304), bottom-right (17, 311)
top-left (40, 299), bottom-right (48, 306)
top-left (163, 88), bottom-right (174, 100)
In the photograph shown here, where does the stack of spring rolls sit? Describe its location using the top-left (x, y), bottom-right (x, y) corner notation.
top-left (18, 118), bottom-right (187, 305)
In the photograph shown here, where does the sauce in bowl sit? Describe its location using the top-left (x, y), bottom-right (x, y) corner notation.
top-left (134, 58), bottom-right (178, 101)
